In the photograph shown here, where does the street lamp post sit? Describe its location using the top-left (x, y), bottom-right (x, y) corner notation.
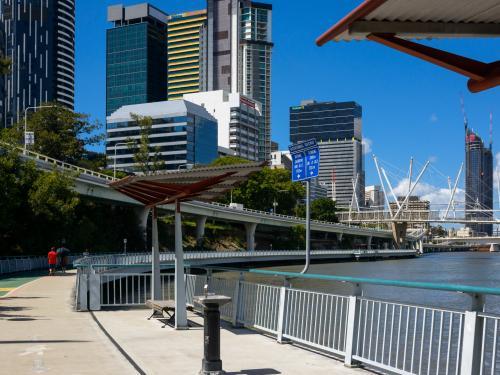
top-left (113, 141), bottom-right (136, 179)
top-left (24, 105), bottom-right (57, 151)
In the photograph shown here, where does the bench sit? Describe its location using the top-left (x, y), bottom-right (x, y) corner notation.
top-left (145, 299), bottom-right (194, 328)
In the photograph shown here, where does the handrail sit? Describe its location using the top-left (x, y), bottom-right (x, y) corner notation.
top-left (0, 141), bottom-right (115, 182)
top-left (211, 267), bottom-right (500, 297)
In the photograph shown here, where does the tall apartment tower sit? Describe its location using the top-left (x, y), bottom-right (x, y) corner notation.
top-left (167, 10), bottom-right (207, 100)
top-left (0, 0), bottom-right (75, 127)
top-left (465, 128), bottom-right (493, 235)
top-left (290, 100), bottom-right (365, 208)
top-left (106, 4), bottom-right (168, 116)
top-left (207, 0), bottom-right (272, 161)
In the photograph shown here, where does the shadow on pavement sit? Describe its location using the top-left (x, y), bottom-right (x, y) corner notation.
top-left (0, 339), bottom-right (90, 344)
top-left (226, 369), bottom-right (281, 375)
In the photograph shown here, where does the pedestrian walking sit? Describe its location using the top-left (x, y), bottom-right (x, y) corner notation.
top-left (48, 247), bottom-right (58, 276)
top-left (56, 246), bottom-right (70, 273)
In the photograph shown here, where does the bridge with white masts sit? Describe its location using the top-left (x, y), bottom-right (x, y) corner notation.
top-left (338, 154), bottom-right (500, 246)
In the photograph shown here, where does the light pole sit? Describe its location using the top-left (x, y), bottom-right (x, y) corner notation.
top-left (113, 141), bottom-right (136, 179)
top-left (272, 189), bottom-right (289, 214)
top-left (24, 105), bottom-right (57, 151)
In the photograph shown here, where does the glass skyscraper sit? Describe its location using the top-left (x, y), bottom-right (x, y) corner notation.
top-left (106, 100), bottom-right (218, 172)
top-left (106, 4), bottom-right (168, 116)
top-left (0, 0), bottom-right (75, 127)
top-left (465, 128), bottom-right (493, 235)
top-left (290, 100), bottom-right (365, 208)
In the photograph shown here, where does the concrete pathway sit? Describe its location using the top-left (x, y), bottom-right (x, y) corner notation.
top-left (94, 308), bottom-right (368, 375)
top-left (0, 272), bottom-right (135, 374)
top-left (0, 270), bottom-right (45, 296)
top-left (0, 271), bottom-right (369, 374)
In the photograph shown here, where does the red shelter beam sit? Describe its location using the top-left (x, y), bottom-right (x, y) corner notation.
top-left (367, 33), bottom-right (500, 93)
top-left (316, 0), bottom-right (387, 46)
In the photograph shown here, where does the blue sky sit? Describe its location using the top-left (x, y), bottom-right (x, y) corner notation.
top-left (75, 0), bottom-right (499, 195)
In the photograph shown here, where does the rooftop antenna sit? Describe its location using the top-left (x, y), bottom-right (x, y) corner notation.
top-left (460, 94), bottom-right (468, 133)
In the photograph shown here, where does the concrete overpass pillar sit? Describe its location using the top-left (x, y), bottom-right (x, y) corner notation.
top-left (245, 223), bottom-right (258, 252)
top-left (135, 206), bottom-right (150, 251)
top-left (196, 216), bottom-right (207, 246)
top-left (367, 236), bottom-right (372, 250)
top-left (391, 222), bottom-right (408, 249)
top-left (336, 233), bottom-right (343, 244)
top-left (419, 240), bottom-right (424, 254)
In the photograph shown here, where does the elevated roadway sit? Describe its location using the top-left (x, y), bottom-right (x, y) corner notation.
top-left (18, 146), bottom-right (418, 247)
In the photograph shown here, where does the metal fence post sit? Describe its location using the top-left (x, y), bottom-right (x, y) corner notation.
top-left (460, 293), bottom-right (485, 375)
top-left (344, 295), bottom-right (360, 367)
top-left (78, 273), bottom-right (89, 311)
top-left (276, 286), bottom-right (287, 343)
top-left (231, 277), bottom-right (241, 327)
top-left (88, 274), bottom-right (101, 311)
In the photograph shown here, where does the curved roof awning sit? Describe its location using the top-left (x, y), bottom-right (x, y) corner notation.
top-left (316, 0), bottom-right (500, 92)
top-left (109, 162), bottom-right (265, 207)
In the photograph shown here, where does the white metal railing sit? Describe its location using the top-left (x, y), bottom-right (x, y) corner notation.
top-left (192, 201), bottom-right (389, 233)
top-left (77, 271), bottom-right (499, 374)
top-left (479, 313), bottom-right (500, 374)
top-left (0, 141), bottom-right (115, 182)
top-left (74, 249), bottom-right (417, 274)
top-left (0, 255), bottom-right (81, 275)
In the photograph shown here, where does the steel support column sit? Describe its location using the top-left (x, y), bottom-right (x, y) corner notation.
top-left (175, 200), bottom-right (188, 329)
top-left (151, 207), bottom-right (161, 300)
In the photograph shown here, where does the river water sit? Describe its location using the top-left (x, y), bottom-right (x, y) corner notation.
top-left (254, 252), bottom-right (500, 313)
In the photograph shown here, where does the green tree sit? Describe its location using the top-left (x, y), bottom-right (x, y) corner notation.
top-left (210, 155), bottom-right (249, 166)
top-left (0, 53), bottom-right (11, 75)
top-left (8, 103), bottom-right (102, 163)
top-left (129, 113), bottom-right (165, 175)
top-left (210, 156), bottom-right (304, 214)
top-left (28, 170), bottom-right (79, 220)
top-left (311, 198), bottom-right (339, 222)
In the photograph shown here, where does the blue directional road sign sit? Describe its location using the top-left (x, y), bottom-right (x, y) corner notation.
top-left (289, 139), bottom-right (320, 182)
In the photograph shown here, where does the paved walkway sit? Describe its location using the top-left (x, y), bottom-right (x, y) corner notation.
top-left (0, 270), bottom-right (45, 296)
top-left (94, 309), bottom-right (368, 375)
top-left (0, 271), bottom-right (369, 375)
top-left (0, 272), bottom-right (135, 374)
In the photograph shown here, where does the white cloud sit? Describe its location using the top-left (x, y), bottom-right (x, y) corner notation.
top-left (495, 152), bottom-right (500, 191)
top-left (392, 178), bottom-right (465, 207)
top-left (430, 113), bottom-right (438, 123)
top-left (362, 138), bottom-right (372, 155)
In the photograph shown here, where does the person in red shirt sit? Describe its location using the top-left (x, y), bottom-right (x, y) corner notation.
top-left (48, 247), bottom-right (58, 276)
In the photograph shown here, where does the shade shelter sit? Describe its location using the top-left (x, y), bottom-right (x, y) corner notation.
top-left (316, 0), bottom-right (500, 92)
top-left (109, 162), bottom-right (264, 328)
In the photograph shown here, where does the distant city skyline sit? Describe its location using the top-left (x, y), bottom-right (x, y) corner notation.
top-left (75, 0), bottom-right (499, 193)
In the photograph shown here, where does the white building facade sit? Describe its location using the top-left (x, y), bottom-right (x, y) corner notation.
top-left (184, 90), bottom-right (261, 161)
top-left (106, 100), bottom-right (218, 172)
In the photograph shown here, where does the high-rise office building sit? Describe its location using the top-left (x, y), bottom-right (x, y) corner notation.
top-left (290, 100), bottom-right (365, 208)
top-left (167, 10), bottom-right (207, 100)
top-left (184, 90), bottom-right (260, 161)
top-left (106, 4), bottom-right (168, 116)
top-left (365, 185), bottom-right (385, 209)
top-left (106, 100), bottom-right (218, 172)
top-left (0, 0), bottom-right (75, 127)
top-left (465, 128), bottom-right (493, 235)
top-left (207, 0), bottom-right (272, 161)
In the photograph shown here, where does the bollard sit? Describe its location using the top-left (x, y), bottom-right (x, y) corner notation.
top-left (194, 295), bottom-right (231, 375)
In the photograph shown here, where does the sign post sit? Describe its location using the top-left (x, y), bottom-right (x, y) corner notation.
top-left (24, 131), bottom-right (35, 147)
top-left (289, 139), bottom-right (320, 274)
